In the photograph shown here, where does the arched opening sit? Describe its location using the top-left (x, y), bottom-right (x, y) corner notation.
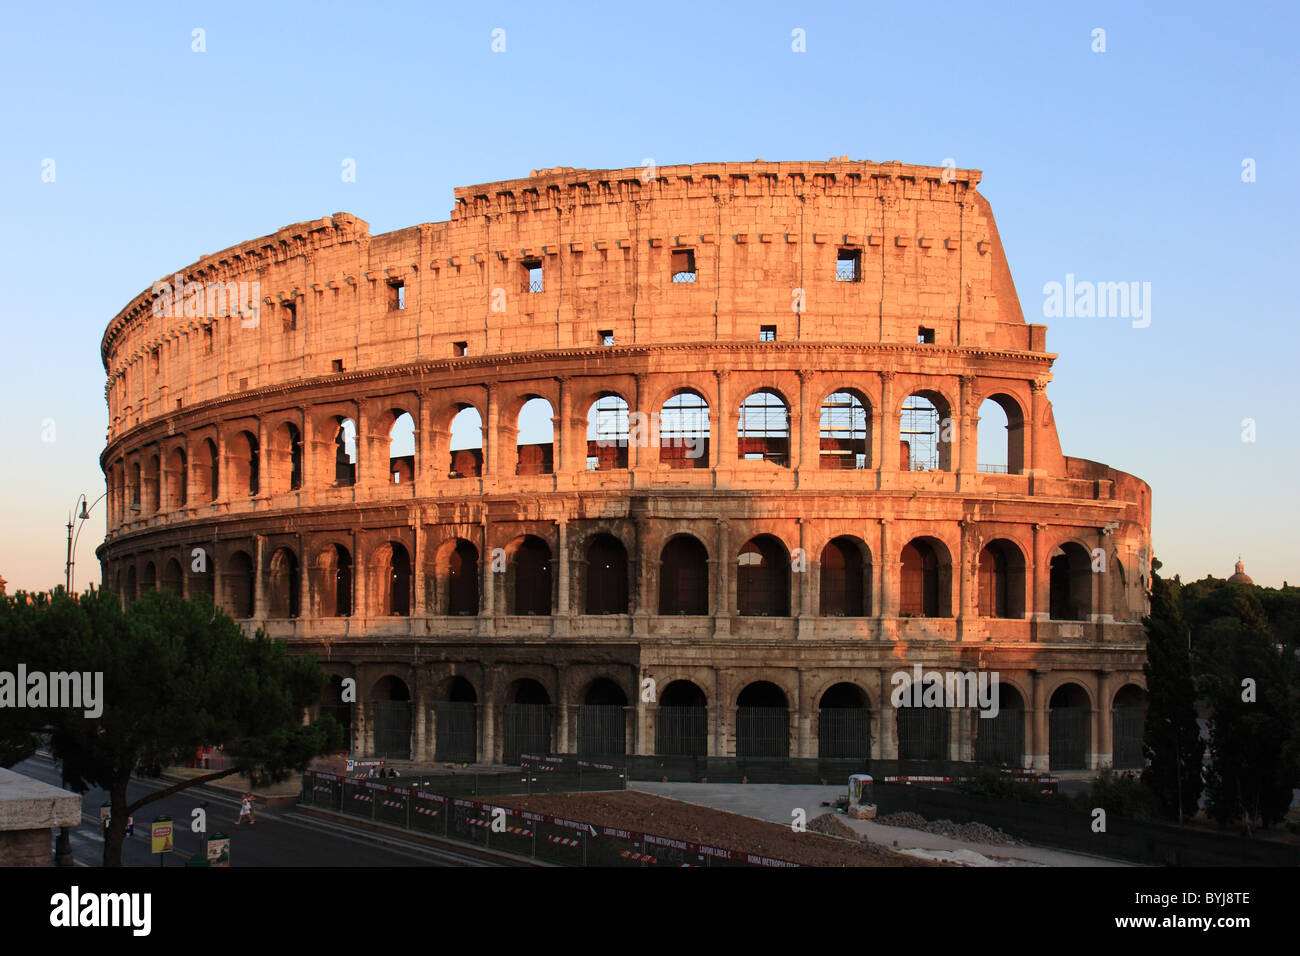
top-left (388, 410), bottom-right (415, 485)
top-left (736, 682), bottom-right (789, 759)
top-left (165, 448), bottom-right (187, 509)
top-left (228, 431), bottom-right (259, 496)
top-left (372, 542), bottom-right (411, 617)
top-left (974, 684), bottom-right (1026, 767)
top-left (819, 389), bottom-right (871, 469)
top-left (584, 534), bottom-right (628, 614)
top-left (586, 394), bottom-right (630, 470)
top-left (321, 675), bottom-right (353, 753)
top-left (977, 539), bottom-right (1027, 618)
top-left (820, 536), bottom-right (870, 617)
top-left (271, 422), bottom-right (302, 493)
top-left (448, 405), bottom-right (483, 478)
top-left (660, 390), bottom-right (710, 468)
top-left (186, 552), bottom-right (213, 604)
top-left (659, 535), bottom-right (709, 615)
top-left (442, 539), bottom-right (479, 616)
top-left (736, 535), bottom-right (789, 617)
top-left (370, 676), bottom-right (411, 760)
top-left (129, 462), bottom-right (141, 510)
top-left (1112, 683), bottom-right (1147, 770)
top-left (737, 389), bottom-right (790, 466)
top-left (1049, 542), bottom-right (1093, 621)
top-left (435, 676), bottom-right (478, 762)
top-left (333, 418), bottom-right (357, 487)
top-left (313, 544), bottom-right (352, 617)
top-left (145, 456), bottom-right (160, 513)
top-left (124, 565), bottom-right (137, 606)
top-left (510, 536), bottom-right (552, 615)
top-left (1049, 683), bottom-right (1091, 770)
top-left (268, 548), bottom-right (300, 618)
top-left (161, 558), bottom-right (183, 595)
top-left (1111, 557), bottom-right (1131, 622)
top-left (900, 391), bottom-right (953, 472)
top-left (223, 551), bottom-right (255, 619)
top-left (818, 683), bottom-right (870, 759)
top-left (977, 394), bottom-right (1025, 475)
top-left (140, 560), bottom-right (156, 593)
top-left (655, 680), bottom-right (707, 757)
top-left (516, 397), bottom-right (554, 475)
top-left (196, 438), bottom-right (218, 501)
top-left (578, 678), bottom-right (628, 757)
top-left (503, 679), bottom-right (551, 764)
top-left (900, 537), bottom-right (952, 617)
top-left (896, 680), bottom-right (951, 761)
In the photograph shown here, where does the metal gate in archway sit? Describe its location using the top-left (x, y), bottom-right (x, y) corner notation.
top-left (577, 705), bottom-right (626, 757)
top-left (371, 700), bottom-right (412, 760)
top-left (320, 702), bottom-right (353, 752)
top-left (435, 701), bottom-right (477, 762)
top-left (655, 706), bottom-right (707, 756)
top-left (1049, 707), bottom-right (1089, 770)
top-left (897, 707), bottom-right (950, 761)
top-left (1112, 707), bottom-right (1146, 769)
top-left (503, 703), bottom-right (551, 764)
top-left (736, 707), bottom-right (789, 758)
top-left (818, 708), bottom-right (871, 759)
top-left (974, 708), bottom-right (1025, 766)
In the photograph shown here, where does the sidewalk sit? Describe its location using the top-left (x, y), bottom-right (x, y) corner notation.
top-left (631, 781), bottom-right (1131, 867)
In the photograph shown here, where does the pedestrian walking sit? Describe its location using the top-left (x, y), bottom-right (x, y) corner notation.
top-left (236, 792), bottom-right (256, 826)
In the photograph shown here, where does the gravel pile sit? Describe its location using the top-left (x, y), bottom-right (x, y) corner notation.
top-left (876, 812), bottom-right (1022, 846)
top-left (808, 812), bottom-right (861, 841)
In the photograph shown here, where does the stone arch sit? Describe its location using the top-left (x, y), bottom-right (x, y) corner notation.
top-left (434, 675), bottom-right (479, 762)
top-left (1049, 541), bottom-right (1094, 621)
top-left (976, 393), bottom-right (1026, 475)
top-left (447, 404), bottom-right (484, 478)
top-left (161, 557), bottom-right (184, 595)
top-left (736, 534), bottom-right (790, 617)
top-left (515, 396), bottom-right (555, 476)
top-left (819, 388), bottom-right (872, 470)
top-left (582, 532), bottom-right (629, 614)
top-left (227, 430), bottom-right (259, 497)
top-left (268, 547), bottom-right (300, 618)
top-left (899, 388), bottom-right (954, 472)
top-left (659, 534), bottom-right (709, 614)
top-left (735, 680), bottom-right (790, 759)
top-left (384, 407), bottom-right (416, 485)
top-left (269, 420), bottom-right (303, 493)
top-left (577, 677), bottom-right (629, 757)
top-left (195, 438), bottom-right (218, 501)
top-left (1111, 682), bottom-right (1148, 769)
top-left (507, 535), bottom-right (552, 615)
top-left (140, 560), bottom-right (157, 593)
top-left (432, 537), bottom-right (479, 615)
top-left (586, 392), bottom-right (630, 470)
top-left (900, 536), bottom-right (953, 617)
top-left (369, 675), bottom-right (412, 760)
top-left (659, 388), bottom-right (711, 468)
top-left (978, 538), bottom-right (1027, 618)
top-left (817, 682), bottom-right (871, 759)
top-left (164, 446), bottom-right (188, 509)
top-left (369, 541), bottom-right (412, 617)
top-left (737, 388), bottom-right (791, 467)
top-left (819, 535), bottom-right (872, 617)
top-left (312, 542), bottom-right (353, 617)
top-left (1048, 682), bottom-right (1092, 770)
top-left (503, 677), bottom-right (553, 763)
top-left (655, 679), bottom-right (709, 757)
top-left (223, 550), bottom-right (255, 619)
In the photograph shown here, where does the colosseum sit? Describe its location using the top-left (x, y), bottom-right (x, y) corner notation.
top-left (96, 159), bottom-right (1152, 775)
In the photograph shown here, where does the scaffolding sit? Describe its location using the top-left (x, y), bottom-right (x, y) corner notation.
top-left (737, 391), bottom-right (790, 465)
top-left (900, 396), bottom-right (940, 471)
top-left (819, 391), bottom-right (868, 469)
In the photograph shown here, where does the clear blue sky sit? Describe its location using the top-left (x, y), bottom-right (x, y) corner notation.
top-left (2, 0), bottom-right (1295, 592)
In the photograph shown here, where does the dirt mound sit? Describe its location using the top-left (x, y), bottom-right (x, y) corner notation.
top-left (876, 811), bottom-right (1021, 846)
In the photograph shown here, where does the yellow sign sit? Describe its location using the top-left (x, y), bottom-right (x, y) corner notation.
top-left (151, 818), bottom-right (173, 854)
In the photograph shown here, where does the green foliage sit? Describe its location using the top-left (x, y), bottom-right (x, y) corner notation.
top-left (1140, 571), bottom-right (1203, 820)
top-left (1076, 767), bottom-right (1160, 821)
top-left (0, 586), bottom-right (341, 864)
top-left (957, 766), bottom-right (1065, 806)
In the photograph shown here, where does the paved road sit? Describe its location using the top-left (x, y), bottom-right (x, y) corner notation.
top-left (13, 756), bottom-right (492, 868)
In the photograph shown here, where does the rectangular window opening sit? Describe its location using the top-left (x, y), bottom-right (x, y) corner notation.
top-left (918, 327), bottom-right (935, 344)
top-left (599, 330), bottom-right (614, 346)
top-left (836, 248), bottom-right (861, 282)
top-left (332, 358), bottom-right (344, 372)
top-left (388, 280), bottom-right (405, 311)
top-left (453, 341), bottom-right (468, 357)
top-left (523, 259), bottom-right (543, 293)
top-left (671, 248), bottom-right (697, 283)
top-left (759, 325), bottom-right (777, 342)
top-left (283, 301), bottom-right (297, 331)
top-left (204, 326), bottom-right (214, 354)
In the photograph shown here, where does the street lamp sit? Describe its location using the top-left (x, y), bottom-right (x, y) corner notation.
top-left (64, 491), bottom-right (107, 594)
top-left (56, 490), bottom-right (105, 866)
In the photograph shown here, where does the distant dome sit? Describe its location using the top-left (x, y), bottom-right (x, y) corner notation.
top-left (1228, 559), bottom-right (1254, 585)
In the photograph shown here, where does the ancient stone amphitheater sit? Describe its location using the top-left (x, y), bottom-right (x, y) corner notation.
top-left (97, 159), bottom-right (1151, 773)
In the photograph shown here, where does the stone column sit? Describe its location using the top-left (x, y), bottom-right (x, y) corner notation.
top-left (480, 519), bottom-right (495, 628)
top-left (1028, 379), bottom-right (1047, 477)
top-left (484, 384), bottom-right (499, 477)
top-left (958, 374), bottom-right (977, 481)
top-left (253, 534), bottom-right (267, 620)
top-left (297, 533), bottom-right (309, 619)
top-left (554, 517), bottom-right (569, 636)
top-left (796, 517), bottom-right (812, 637)
top-left (256, 417), bottom-right (269, 500)
top-left (1094, 670), bottom-right (1114, 769)
top-left (878, 518), bottom-right (896, 621)
top-left (352, 529), bottom-right (364, 621)
top-left (878, 371), bottom-right (896, 489)
top-left (299, 410), bottom-right (314, 492)
top-left (1030, 670), bottom-right (1050, 771)
top-left (957, 519), bottom-right (974, 640)
top-left (796, 368), bottom-right (816, 477)
top-left (413, 510), bottom-right (427, 618)
top-left (214, 432), bottom-right (227, 502)
top-left (713, 369), bottom-right (734, 474)
top-left (877, 669), bottom-right (898, 760)
top-left (413, 678), bottom-right (428, 763)
top-left (1031, 522), bottom-right (1049, 639)
top-left (632, 514), bottom-right (651, 637)
top-left (713, 518), bottom-right (730, 637)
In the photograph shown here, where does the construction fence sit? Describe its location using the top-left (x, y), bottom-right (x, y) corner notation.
top-left (300, 769), bottom-right (800, 868)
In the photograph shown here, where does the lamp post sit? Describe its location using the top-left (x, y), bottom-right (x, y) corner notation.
top-left (64, 491), bottom-right (107, 594)
top-left (55, 490), bottom-right (106, 866)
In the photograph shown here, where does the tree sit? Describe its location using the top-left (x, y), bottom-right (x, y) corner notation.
top-left (1140, 569), bottom-right (1202, 822)
top-left (1193, 585), bottom-right (1296, 830)
top-left (1, 587), bottom-right (340, 866)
